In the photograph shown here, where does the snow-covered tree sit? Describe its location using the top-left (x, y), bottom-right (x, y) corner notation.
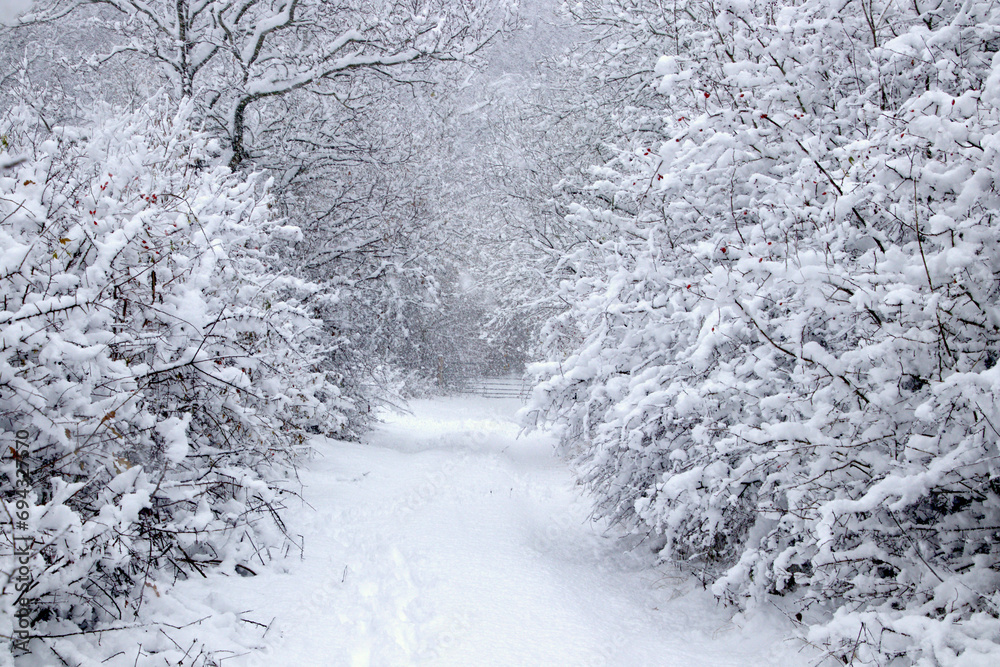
top-left (9, 1), bottom-right (522, 403)
top-left (20, 0), bottom-right (507, 168)
top-left (526, 0), bottom-right (1000, 662)
top-left (0, 97), bottom-right (342, 661)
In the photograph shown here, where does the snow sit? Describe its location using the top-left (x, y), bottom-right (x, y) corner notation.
top-left (156, 414), bottom-right (192, 463)
top-left (0, 0), bottom-right (30, 25)
top-left (193, 396), bottom-right (812, 665)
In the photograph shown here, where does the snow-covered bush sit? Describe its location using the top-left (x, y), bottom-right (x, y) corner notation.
top-left (0, 98), bottom-right (344, 661)
top-left (526, 0), bottom-right (1000, 663)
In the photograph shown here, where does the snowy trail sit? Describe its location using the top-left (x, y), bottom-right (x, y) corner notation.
top-left (212, 397), bottom-right (810, 666)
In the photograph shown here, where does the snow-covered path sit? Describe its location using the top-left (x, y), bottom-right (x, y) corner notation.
top-left (217, 397), bottom-right (811, 666)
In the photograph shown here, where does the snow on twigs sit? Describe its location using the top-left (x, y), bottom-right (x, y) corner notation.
top-left (0, 98), bottom-right (345, 663)
top-left (525, 0), bottom-right (1000, 664)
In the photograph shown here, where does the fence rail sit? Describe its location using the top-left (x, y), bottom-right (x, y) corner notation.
top-left (456, 376), bottom-right (532, 400)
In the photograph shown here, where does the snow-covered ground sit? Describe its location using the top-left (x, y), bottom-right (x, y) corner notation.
top-left (197, 397), bottom-right (816, 666)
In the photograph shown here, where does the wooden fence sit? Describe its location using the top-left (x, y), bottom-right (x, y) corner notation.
top-left (455, 375), bottom-right (532, 400)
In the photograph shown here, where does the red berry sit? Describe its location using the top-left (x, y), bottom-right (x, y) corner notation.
top-left (720, 247), bottom-right (727, 253)
top-left (704, 92), bottom-right (710, 98)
